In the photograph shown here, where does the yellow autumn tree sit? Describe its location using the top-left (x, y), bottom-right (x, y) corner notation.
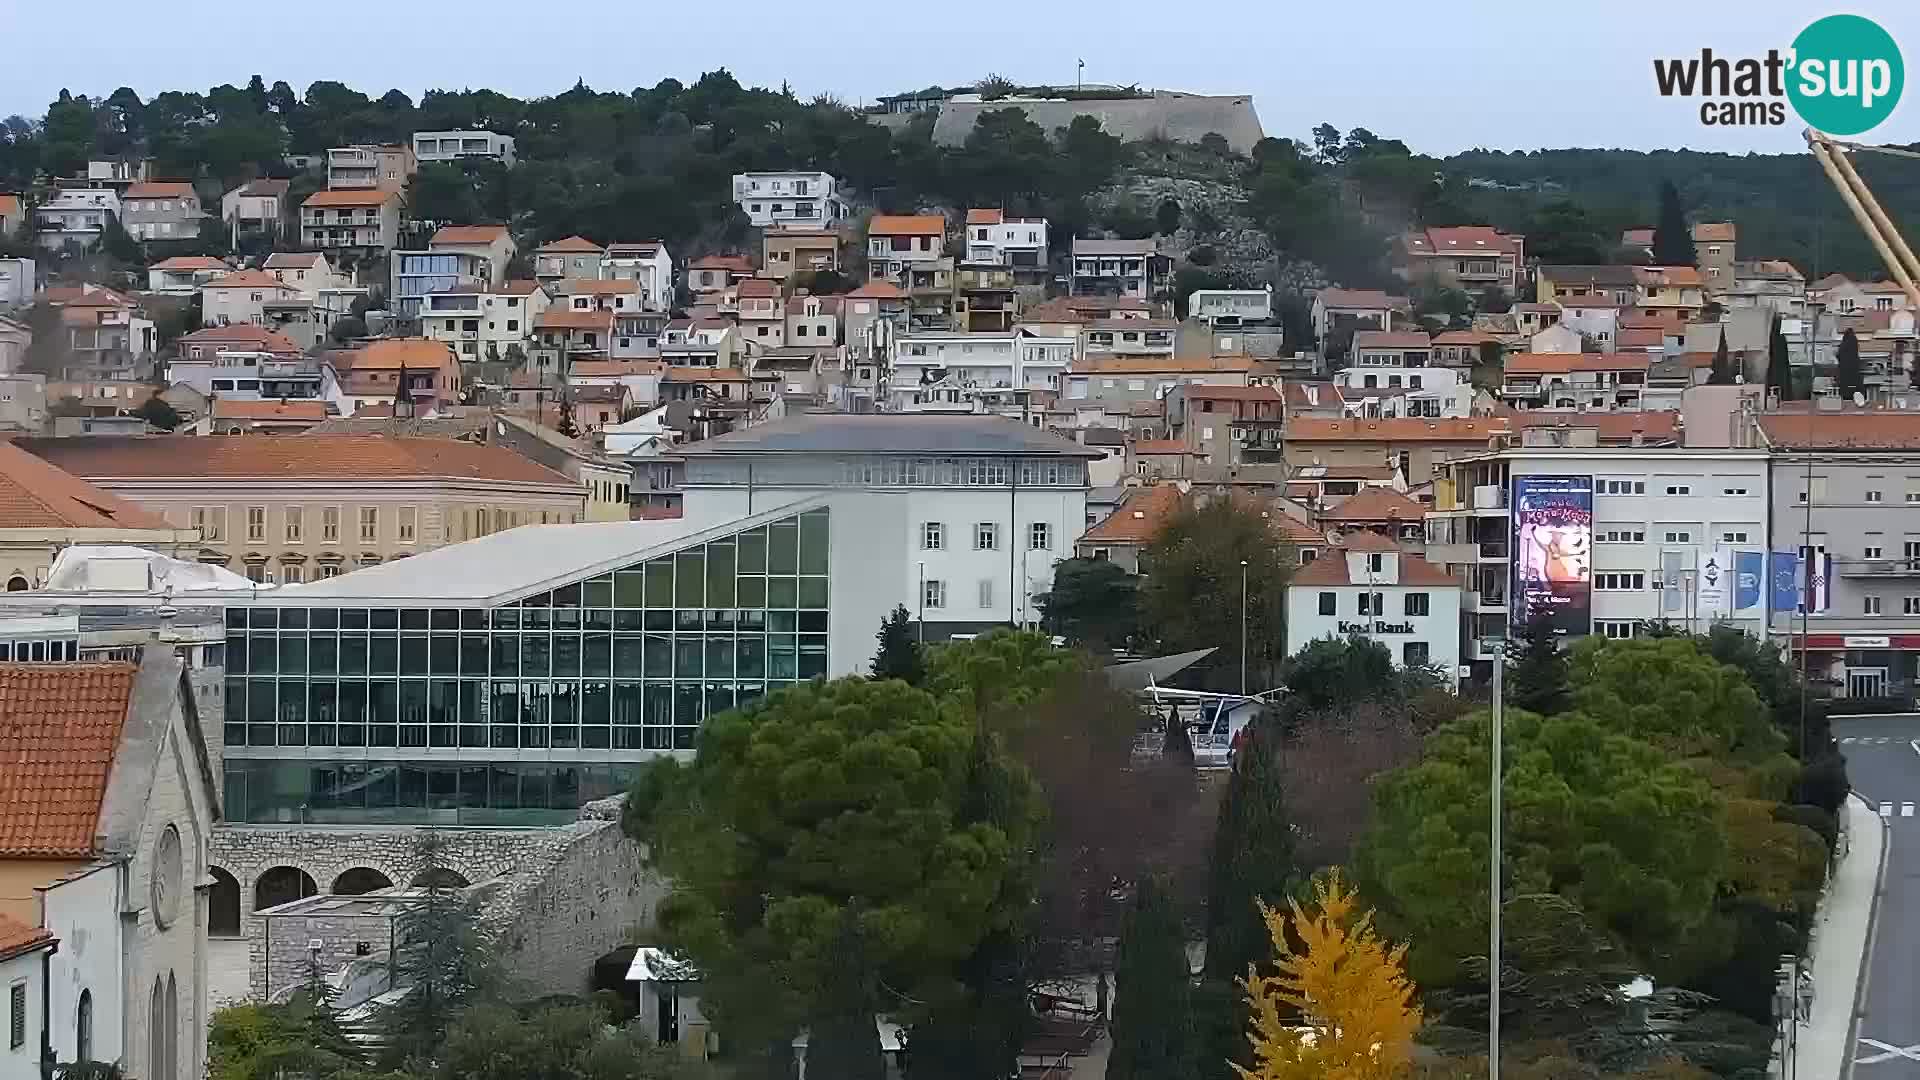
top-left (1235, 869), bottom-right (1423, 1080)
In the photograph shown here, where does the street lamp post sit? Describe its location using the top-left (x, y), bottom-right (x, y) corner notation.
top-left (1239, 559), bottom-right (1250, 696)
top-left (1489, 642), bottom-right (1505, 1080)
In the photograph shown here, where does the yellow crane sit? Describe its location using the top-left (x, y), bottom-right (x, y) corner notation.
top-left (1805, 129), bottom-right (1920, 310)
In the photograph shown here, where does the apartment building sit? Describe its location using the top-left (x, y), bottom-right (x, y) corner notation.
top-left (323, 338), bottom-right (462, 417)
top-left (34, 188), bottom-right (118, 251)
top-left (147, 256), bottom-right (228, 295)
top-left (1694, 221), bottom-right (1737, 291)
top-left (890, 328), bottom-right (1075, 409)
top-left (422, 278), bottom-right (550, 362)
top-left (1499, 353), bottom-right (1652, 412)
top-left (688, 254), bottom-right (755, 295)
top-left (1536, 265), bottom-right (1639, 306)
top-left (1165, 383), bottom-right (1285, 465)
top-left (867, 215), bottom-right (949, 282)
top-left (735, 278), bottom-right (786, 351)
top-left (1760, 410), bottom-right (1920, 698)
top-left (963, 209), bottom-right (1047, 269)
top-left (1286, 534), bottom-right (1463, 686)
top-left (300, 190), bottom-right (401, 255)
top-left (19, 434), bottom-right (582, 583)
top-left (762, 228), bottom-right (840, 283)
top-left (1282, 416), bottom-right (1515, 487)
top-left (1188, 289), bottom-right (1272, 326)
top-left (0, 193), bottom-right (22, 238)
top-left (1070, 238), bottom-right (1162, 299)
top-left (203, 270), bottom-right (302, 328)
top-left (1397, 226), bottom-right (1525, 298)
top-left (1083, 319), bottom-right (1176, 361)
top-left (1062, 355), bottom-right (1252, 414)
top-left (119, 181), bottom-right (203, 241)
top-left (531, 309), bottom-right (615, 375)
top-left (603, 242), bottom-right (675, 309)
top-left (732, 171), bottom-right (846, 228)
top-left (1311, 288), bottom-right (1406, 343)
top-left (956, 264), bottom-right (1018, 333)
top-left (325, 145), bottom-right (415, 194)
top-left (262, 252), bottom-right (353, 299)
top-left (428, 225), bottom-right (517, 286)
top-left (221, 177), bottom-right (291, 237)
top-left (412, 129), bottom-right (516, 167)
top-left (534, 236), bottom-right (605, 281)
top-left (53, 292), bottom-right (156, 382)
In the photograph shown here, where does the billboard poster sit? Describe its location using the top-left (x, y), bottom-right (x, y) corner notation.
top-left (1510, 475), bottom-right (1593, 636)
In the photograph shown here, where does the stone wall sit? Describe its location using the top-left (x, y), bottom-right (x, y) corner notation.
top-left (930, 92), bottom-right (1265, 154)
top-left (258, 910), bottom-right (399, 1002)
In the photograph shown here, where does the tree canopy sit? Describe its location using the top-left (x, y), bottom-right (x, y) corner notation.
top-left (1140, 498), bottom-right (1293, 690)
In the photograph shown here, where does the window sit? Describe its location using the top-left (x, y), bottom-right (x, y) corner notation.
top-left (1663, 529), bottom-right (1693, 544)
top-left (1367, 553), bottom-right (1386, 574)
top-left (924, 578), bottom-right (946, 609)
top-left (1599, 479), bottom-right (1645, 495)
top-left (282, 566), bottom-right (303, 584)
top-left (1596, 620), bottom-right (1639, 640)
top-left (284, 507), bottom-right (303, 543)
top-left (76, 990), bottom-right (91, 1064)
top-left (1029, 522), bottom-right (1052, 550)
top-left (1664, 483), bottom-right (1691, 496)
top-left (1405, 592), bottom-right (1430, 616)
top-left (922, 522), bottom-right (945, 550)
top-left (320, 565), bottom-right (341, 579)
top-left (1318, 592), bottom-right (1337, 616)
top-left (1865, 545), bottom-right (1884, 560)
top-left (1721, 530), bottom-right (1750, 544)
top-left (978, 578), bottom-right (995, 608)
top-left (1357, 592), bottom-right (1385, 616)
top-left (358, 506), bottom-right (378, 543)
top-left (191, 506), bottom-right (227, 543)
top-left (1402, 642), bottom-right (1430, 667)
top-left (1597, 528), bottom-right (1646, 543)
top-left (398, 507), bottom-right (417, 543)
top-left (1594, 572), bottom-right (1646, 591)
top-left (974, 522), bottom-right (999, 551)
top-left (1867, 490), bottom-right (1884, 503)
top-left (1907, 540), bottom-right (1920, 569)
top-left (1722, 485), bottom-right (1750, 496)
top-left (245, 506), bottom-right (266, 543)
top-left (1905, 597), bottom-right (1920, 616)
top-left (9, 980), bottom-right (24, 1048)
top-left (1906, 489), bottom-right (1920, 504)
top-left (322, 506), bottom-right (341, 542)
top-left (1864, 595), bottom-right (1883, 616)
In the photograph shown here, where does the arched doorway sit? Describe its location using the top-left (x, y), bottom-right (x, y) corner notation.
top-left (5, 576), bottom-right (27, 591)
top-left (409, 867), bottom-right (470, 890)
top-left (253, 866), bottom-right (318, 912)
top-left (331, 867), bottom-right (394, 896)
top-left (76, 990), bottom-right (92, 1064)
top-left (208, 867), bottom-right (241, 936)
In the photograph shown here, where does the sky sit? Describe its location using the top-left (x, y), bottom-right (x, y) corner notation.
top-left (2, 0), bottom-right (1916, 157)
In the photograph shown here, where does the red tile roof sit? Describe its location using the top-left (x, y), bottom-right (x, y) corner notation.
top-left (1081, 483), bottom-right (1184, 542)
top-left (303, 189), bottom-right (396, 208)
top-left (338, 338), bottom-right (456, 371)
top-left (568, 360), bottom-right (664, 378)
top-left (178, 325), bottom-right (302, 354)
top-left (966, 209), bottom-right (1003, 225)
top-left (1291, 544), bottom-right (1457, 586)
top-left (1616, 327), bottom-right (1666, 348)
top-left (21, 435), bottom-right (574, 485)
top-left (1132, 440), bottom-right (1194, 455)
top-left (124, 181), bottom-right (197, 200)
top-left (1285, 417), bottom-right (1513, 442)
top-left (690, 254), bottom-right (755, 272)
top-left (1431, 330), bottom-right (1501, 346)
top-left (0, 442), bottom-right (172, 530)
top-left (0, 663), bottom-right (136, 858)
top-left (495, 279), bottom-right (545, 296)
top-left (209, 398), bottom-right (329, 423)
top-left (1758, 412), bottom-right (1920, 450)
top-left (736, 278), bottom-right (780, 299)
top-left (536, 309), bottom-right (616, 332)
top-left (0, 914), bottom-right (53, 962)
top-left (1692, 222), bottom-right (1736, 243)
top-left (203, 270), bottom-right (288, 289)
top-left (1319, 486), bottom-right (1427, 523)
top-left (1504, 352), bottom-right (1652, 375)
top-left (1353, 331), bottom-right (1431, 349)
top-left (537, 235), bottom-right (602, 253)
top-left (868, 214), bottom-right (946, 236)
top-left (432, 224), bottom-right (510, 246)
top-left (847, 282), bottom-right (905, 299)
top-left (150, 256), bottom-right (226, 272)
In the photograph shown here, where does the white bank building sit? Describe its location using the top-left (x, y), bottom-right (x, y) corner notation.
top-left (1284, 532), bottom-right (1464, 686)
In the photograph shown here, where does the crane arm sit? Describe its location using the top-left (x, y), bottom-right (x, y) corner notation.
top-left (1805, 129), bottom-right (1920, 311)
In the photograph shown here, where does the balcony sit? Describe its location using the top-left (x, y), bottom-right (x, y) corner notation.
top-left (1838, 559), bottom-right (1920, 577)
top-left (1472, 484), bottom-right (1507, 511)
top-left (1477, 540), bottom-right (1508, 560)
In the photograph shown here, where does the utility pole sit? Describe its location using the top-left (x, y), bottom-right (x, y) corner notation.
top-left (1489, 644), bottom-right (1504, 1080)
top-left (1239, 559), bottom-right (1250, 695)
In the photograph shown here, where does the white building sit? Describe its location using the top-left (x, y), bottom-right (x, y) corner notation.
top-left (262, 252), bottom-right (355, 301)
top-left (1285, 533), bottom-right (1463, 687)
top-left (35, 189), bottom-right (119, 252)
top-left (412, 129), bottom-right (517, 167)
top-left (890, 329), bottom-right (1075, 408)
top-left (731, 171), bottom-right (846, 228)
top-left (0, 258), bottom-right (32, 309)
top-left (423, 278), bottom-right (551, 362)
top-left (962, 209), bottom-right (1047, 269)
top-left (146, 256), bottom-right (228, 296)
top-left (603, 243), bottom-right (676, 311)
top-left (1188, 288), bottom-right (1272, 325)
top-left (1336, 356), bottom-right (1462, 395)
top-left (0, 917), bottom-right (54, 1077)
top-left (201, 271), bottom-right (302, 328)
top-left (1425, 437), bottom-right (1773, 677)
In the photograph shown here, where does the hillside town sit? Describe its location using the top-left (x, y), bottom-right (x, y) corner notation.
top-left (0, 63), bottom-right (1909, 1080)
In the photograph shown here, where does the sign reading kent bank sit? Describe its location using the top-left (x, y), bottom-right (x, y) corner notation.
top-left (1338, 619), bottom-right (1418, 635)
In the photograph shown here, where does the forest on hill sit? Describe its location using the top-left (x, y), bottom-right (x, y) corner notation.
top-left (0, 72), bottom-right (1911, 306)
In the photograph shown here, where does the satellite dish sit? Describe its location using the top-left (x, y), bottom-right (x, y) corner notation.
top-left (1324, 529), bottom-right (1342, 545)
top-left (1853, 391), bottom-right (1867, 407)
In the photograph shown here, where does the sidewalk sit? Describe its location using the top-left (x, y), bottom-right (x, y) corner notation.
top-left (1800, 792), bottom-right (1889, 1080)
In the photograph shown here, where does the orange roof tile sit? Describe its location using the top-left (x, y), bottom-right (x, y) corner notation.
top-left (178, 325), bottom-right (303, 354)
top-left (1352, 330), bottom-right (1431, 349)
top-left (966, 209), bottom-right (1003, 225)
top-left (568, 360), bottom-right (664, 378)
top-left (432, 224), bottom-right (510, 245)
top-left (1284, 417), bottom-right (1513, 442)
top-left (0, 442), bottom-right (172, 530)
top-left (847, 282), bottom-right (905, 299)
top-left (536, 309), bottom-right (616, 331)
top-left (0, 663), bottom-right (136, 857)
top-left (1692, 222), bottom-right (1736, 243)
top-left (495, 279), bottom-right (545, 296)
top-left (1758, 412), bottom-right (1920, 450)
top-left (203, 270), bottom-right (289, 289)
top-left (1132, 440), bottom-right (1194, 455)
top-left (0, 914), bottom-right (52, 961)
top-left (303, 189), bottom-right (396, 208)
top-left (663, 368), bottom-right (752, 382)
top-left (124, 181), bottom-right (197, 200)
top-left (339, 338), bottom-right (456, 371)
top-left (736, 278), bottom-right (780, 298)
top-left (0, 195), bottom-right (20, 218)
top-left (690, 254), bottom-right (755, 271)
top-left (1616, 327), bottom-right (1666, 348)
top-left (1081, 483), bottom-right (1184, 542)
top-left (150, 256), bottom-right (226, 271)
top-left (1074, 356), bottom-right (1254, 375)
top-left (21, 435), bottom-right (574, 486)
top-left (1319, 486), bottom-right (1427, 523)
top-left (868, 214), bottom-right (946, 236)
top-left (209, 398), bottom-right (329, 422)
top-left (1290, 544), bottom-right (1457, 586)
top-left (537, 235), bottom-right (603, 253)
top-left (1503, 352), bottom-right (1653, 375)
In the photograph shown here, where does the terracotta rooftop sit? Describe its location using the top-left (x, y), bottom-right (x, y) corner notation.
top-left (178, 325), bottom-right (302, 354)
top-left (1639, 265), bottom-right (1704, 287)
top-left (1621, 227), bottom-right (1656, 247)
top-left (0, 914), bottom-right (52, 962)
top-left (21, 434), bottom-right (575, 486)
top-left (1319, 486), bottom-right (1427, 523)
top-left (209, 398), bottom-right (330, 423)
top-left (1353, 330), bottom-right (1431, 349)
top-left (1758, 412), bottom-right (1920, 450)
top-left (537, 309), bottom-right (616, 331)
top-left (868, 214), bottom-right (947, 236)
top-left (495, 279), bottom-right (545, 296)
top-left (338, 338), bottom-right (456, 371)
top-left (537, 235), bottom-right (602, 253)
top-left (1291, 542), bottom-right (1458, 587)
top-left (0, 195), bottom-right (20, 218)
top-left (736, 278), bottom-right (780, 299)
top-left (1317, 288), bottom-right (1407, 310)
top-left (0, 441), bottom-right (172, 531)
top-left (1285, 417), bottom-right (1513, 442)
top-left (966, 208), bottom-right (1003, 225)
top-left (261, 252), bottom-right (327, 269)
top-left (432, 224), bottom-right (510, 245)
top-left (150, 256), bottom-right (226, 271)
top-left (1073, 356), bottom-right (1253, 375)
top-left (0, 663), bottom-right (136, 858)
top-left (303, 189), bottom-right (396, 208)
top-left (847, 282), bottom-right (905, 299)
top-left (663, 368), bottom-right (752, 382)
top-left (568, 360), bottom-right (663, 378)
top-left (238, 178), bottom-right (290, 198)
top-left (203, 270), bottom-right (286, 289)
top-left (1692, 222), bottom-right (1736, 243)
top-left (1616, 327), bottom-right (1666, 348)
top-left (124, 181), bottom-right (196, 199)
top-left (690, 254), bottom-right (755, 272)
top-left (1132, 440), bottom-right (1194, 455)
top-left (1432, 330), bottom-right (1502, 346)
top-left (1081, 483), bottom-right (1184, 543)
top-left (1503, 352), bottom-right (1653, 375)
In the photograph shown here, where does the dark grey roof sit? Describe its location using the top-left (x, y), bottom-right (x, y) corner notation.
top-left (1103, 648), bottom-right (1218, 691)
top-left (673, 414), bottom-right (1102, 457)
top-left (1073, 237), bottom-right (1160, 257)
top-left (1081, 427), bottom-right (1127, 447)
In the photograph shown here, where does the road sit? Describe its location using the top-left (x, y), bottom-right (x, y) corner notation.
top-left (1838, 717), bottom-right (1920, 1079)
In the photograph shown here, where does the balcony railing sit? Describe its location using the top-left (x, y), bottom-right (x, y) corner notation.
top-left (1838, 559), bottom-right (1920, 577)
top-left (1478, 540), bottom-right (1508, 559)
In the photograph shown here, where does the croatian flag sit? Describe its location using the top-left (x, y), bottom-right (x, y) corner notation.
top-left (1803, 552), bottom-right (1832, 614)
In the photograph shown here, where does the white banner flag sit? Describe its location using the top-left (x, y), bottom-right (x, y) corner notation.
top-left (1696, 547), bottom-right (1732, 618)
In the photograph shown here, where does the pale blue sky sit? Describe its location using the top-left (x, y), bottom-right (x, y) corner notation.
top-left (4, 0), bottom-right (1915, 155)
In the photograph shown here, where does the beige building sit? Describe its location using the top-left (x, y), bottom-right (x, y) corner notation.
top-left (18, 434), bottom-right (583, 583)
top-left (1281, 416), bottom-right (1518, 486)
top-left (326, 144), bottom-right (415, 194)
top-left (762, 227), bottom-right (841, 282)
top-left (1693, 221), bottom-right (1737, 292)
top-left (202, 270), bottom-right (302, 328)
top-left (301, 190), bottom-right (402, 255)
top-left (0, 441), bottom-right (199, 589)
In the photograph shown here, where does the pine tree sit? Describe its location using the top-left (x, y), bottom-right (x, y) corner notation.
top-left (1652, 180), bottom-right (1695, 267)
top-left (1837, 327), bottom-right (1864, 401)
top-left (1238, 869), bottom-right (1422, 1080)
top-left (806, 913), bottom-right (886, 1080)
top-left (1767, 314), bottom-right (1795, 401)
top-left (1162, 710), bottom-right (1195, 767)
top-left (1708, 332), bottom-right (1735, 385)
top-left (871, 604), bottom-right (924, 684)
top-left (556, 395), bottom-right (580, 438)
top-left (1198, 724), bottom-right (1297, 1080)
top-left (1504, 612), bottom-right (1570, 716)
top-left (1108, 876), bottom-right (1192, 1080)
top-left (375, 830), bottom-right (500, 1070)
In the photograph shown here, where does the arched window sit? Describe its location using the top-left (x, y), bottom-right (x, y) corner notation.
top-left (149, 978), bottom-right (164, 1080)
top-left (165, 973), bottom-right (178, 1080)
top-left (253, 866), bottom-right (318, 912)
top-left (76, 990), bottom-right (91, 1064)
top-left (208, 867), bottom-right (241, 937)
top-left (409, 867), bottom-right (470, 890)
top-left (331, 867), bottom-right (394, 896)
top-left (4, 576), bottom-right (27, 592)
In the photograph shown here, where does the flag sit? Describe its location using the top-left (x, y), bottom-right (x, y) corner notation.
top-left (1661, 549), bottom-right (1686, 613)
top-left (1771, 551), bottom-right (1801, 613)
top-left (1734, 550), bottom-right (1764, 611)
top-left (1802, 551), bottom-right (1832, 613)
top-left (1696, 548), bottom-right (1731, 617)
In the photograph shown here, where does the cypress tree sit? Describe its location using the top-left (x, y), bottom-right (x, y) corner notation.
top-left (1197, 724), bottom-right (1296, 1080)
top-left (1767, 314), bottom-right (1795, 401)
top-left (1108, 876), bottom-right (1192, 1080)
top-left (1504, 613), bottom-right (1570, 716)
top-left (1837, 327), bottom-right (1864, 401)
top-left (871, 605), bottom-right (924, 684)
top-left (807, 913), bottom-right (886, 1080)
top-left (1708, 332), bottom-right (1735, 385)
top-left (1652, 180), bottom-right (1695, 267)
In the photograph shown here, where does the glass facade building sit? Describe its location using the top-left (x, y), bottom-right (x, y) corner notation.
top-left (222, 507), bottom-right (830, 826)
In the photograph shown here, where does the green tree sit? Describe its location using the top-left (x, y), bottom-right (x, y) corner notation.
top-left (1275, 634), bottom-right (1399, 719)
top-left (1155, 197), bottom-right (1182, 236)
top-left (1836, 327), bottom-right (1864, 401)
top-left (209, 988), bottom-right (365, 1080)
top-left (871, 604), bottom-right (924, 683)
top-left (1107, 876), bottom-right (1192, 1080)
top-left (624, 677), bottom-right (1041, 1063)
top-left (1199, 725), bottom-right (1298, 1080)
top-left (1504, 613), bottom-right (1570, 716)
top-left (1527, 200), bottom-right (1609, 265)
top-left (1766, 314), bottom-right (1794, 401)
top-left (1036, 557), bottom-right (1140, 653)
top-left (133, 395), bottom-right (183, 431)
top-left (407, 162), bottom-right (488, 225)
top-left (374, 831), bottom-right (501, 1070)
top-left (556, 396), bottom-right (580, 438)
top-left (434, 1000), bottom-right (685, 1080)
top-left (329, 316), bottom-right (368, 343)
top-left (1652, 181), bottom-right (1695, 267)
top-left (1140, 498), bottom-right (1292, 690)
top-left (1708, 332), bottom-right (1735, 385)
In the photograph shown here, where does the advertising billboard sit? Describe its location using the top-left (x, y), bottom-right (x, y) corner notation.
top-left (1510, 475), bottom-right (1593, 636)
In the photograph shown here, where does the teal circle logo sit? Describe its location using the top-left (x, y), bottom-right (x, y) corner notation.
top-left (1788, 14), bottom-right (1904, 135)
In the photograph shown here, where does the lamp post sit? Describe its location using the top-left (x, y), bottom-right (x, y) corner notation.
top-left (1239, 559), bottom-right (1250, 696)
top-left (1489, 644), bottom-right (1503, 1080)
